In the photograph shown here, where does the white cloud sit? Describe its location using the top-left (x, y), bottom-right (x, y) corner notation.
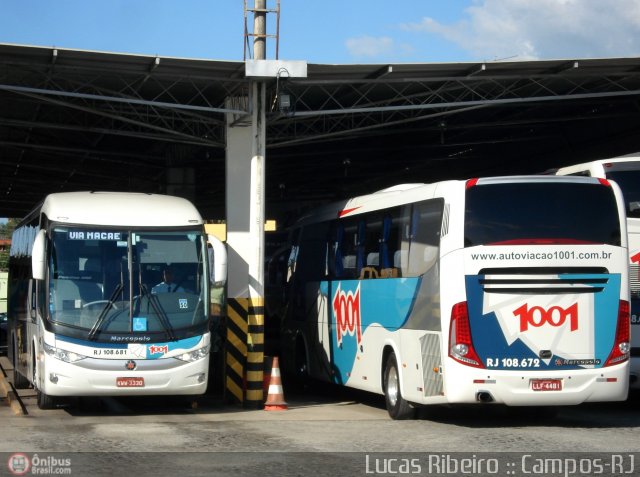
top-left (401, 0), bottom-right (640, 61)
top-left (345, 35), bottom-right (413, 59)
top-left (346, 36), bottom-right (393, 57)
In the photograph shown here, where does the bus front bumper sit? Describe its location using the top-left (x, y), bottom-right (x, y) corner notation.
top-left (40, 356), bottom-right (210, 397)
top-left (442, 362), bottom-right (629, 406)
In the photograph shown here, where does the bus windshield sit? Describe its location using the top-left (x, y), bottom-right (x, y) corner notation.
top-left (48, 227), bottom-right (207, 339)
top-left (605, 169), bottom-right (640, 219)
top-left (464, 182), bottom-right (621, 247)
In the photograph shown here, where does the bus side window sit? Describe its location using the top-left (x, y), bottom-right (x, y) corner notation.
top-left (341, 220), bottom-right (359, 279)
top-left (366, 252), bottom-right (379, 268)
top-left (407, 199), bottom-right (444, 277)
top-left (327, 222), bottom-right (344, 279)
top-left (358, 216), bottom-right (379, 279)
top-left (393, 250), bottom-right (408, 274)
top-left (379, 212), bottom-right (403, 278)
top-left (295, 222), bottom-right (328, 282)
top-left (355, 219), bottom-right (367, 277)
top-left (396, 205), bottom-right (413, 277)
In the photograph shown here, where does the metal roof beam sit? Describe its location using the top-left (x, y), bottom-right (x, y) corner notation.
top-left (0, 117), bottom-right (222, 147)
top-left (4, 88), bottom-right (225, 146)
top-left (288, 89), bottom-right (640, 118)
top-left (0, 83), bottom-right (246, 115)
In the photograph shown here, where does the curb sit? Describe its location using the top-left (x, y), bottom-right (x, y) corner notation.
top-left (0, 369), bottom-right (27, 416)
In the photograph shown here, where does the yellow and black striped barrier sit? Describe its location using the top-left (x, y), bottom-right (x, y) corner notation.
top-left (225, 297), bottom-right (265, 407)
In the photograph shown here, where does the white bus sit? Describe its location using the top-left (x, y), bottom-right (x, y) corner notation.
top-left (269, 176), bottom-right (630, 419)
top-left (8, 191), bottom-right (227, 409)
top-left (556, 154), bottom-right (640, 388)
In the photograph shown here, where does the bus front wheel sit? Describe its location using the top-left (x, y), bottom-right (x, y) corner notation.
top-left (383, 352), bottom-right (415, 420)
top-left (36, 388), bottom-right (57, 410)
top-left (33, 356), bottom-right (57, 410)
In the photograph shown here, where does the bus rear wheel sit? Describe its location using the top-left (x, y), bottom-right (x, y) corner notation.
top-left (383, 352), bottom-right (415, 420)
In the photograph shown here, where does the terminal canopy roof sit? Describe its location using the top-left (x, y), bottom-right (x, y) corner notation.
top-left (1, 43), bottom-right (640, 220)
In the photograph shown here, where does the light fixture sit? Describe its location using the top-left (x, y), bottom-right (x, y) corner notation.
top-left (278, 93), bottom-right (291, 111)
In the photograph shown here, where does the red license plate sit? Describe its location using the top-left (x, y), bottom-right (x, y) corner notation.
top-left (531, 379), bottom-right (562, 391)
top-left (116, 377), bottom-right (145, 388)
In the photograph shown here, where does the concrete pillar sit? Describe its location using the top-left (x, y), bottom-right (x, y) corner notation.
top-left (224, 85), bottom-right (266, 407)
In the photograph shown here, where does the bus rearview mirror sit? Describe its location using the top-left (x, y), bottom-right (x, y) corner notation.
top-left (31, 229), bottom-right (46, 280)
top-left (207, 234), bottom-right (227, 285)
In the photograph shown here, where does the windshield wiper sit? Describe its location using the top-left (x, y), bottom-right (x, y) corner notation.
top-left (88, 283), bottom-right (123, 341)
top-left (139, 282), bottom-right (176, 341)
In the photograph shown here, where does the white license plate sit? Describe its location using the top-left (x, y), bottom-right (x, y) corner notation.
top-left (531, 379), bottom-right (562, 391)
top-left (116, 377), bottom-right (145, 388)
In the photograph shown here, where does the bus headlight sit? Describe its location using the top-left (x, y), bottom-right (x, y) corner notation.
top-left (43, 342), bottom-right (87, 363)
top-left (176, 345), bottom-right (210, 363)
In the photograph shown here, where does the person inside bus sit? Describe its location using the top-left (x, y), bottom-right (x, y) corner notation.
top-left (151, 267), bottom-right (184, 294)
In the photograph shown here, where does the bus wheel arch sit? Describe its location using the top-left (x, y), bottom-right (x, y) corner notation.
top-left (32, 339), bottom-right (39, 386)
top-left (382, 349), bottom-right (416, 420)
top-left (33, 340), bottom-right (56, 410)
top-left (380, 346), bottom-right (394, 394)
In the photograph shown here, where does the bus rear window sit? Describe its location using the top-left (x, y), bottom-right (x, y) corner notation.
top-left (464, 182), bottom-right (621, 247)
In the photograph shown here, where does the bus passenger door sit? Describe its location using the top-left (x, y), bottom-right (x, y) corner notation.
top-left (24, 278), bottom-right (37, 382)
top-left (315, 280), bottom-right (332, 378)
top-left (326, 279), bottom-right (362, 386)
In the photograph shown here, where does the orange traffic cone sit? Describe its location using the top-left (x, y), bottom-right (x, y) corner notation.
top-left (264, 356), bottom-right (288, 411)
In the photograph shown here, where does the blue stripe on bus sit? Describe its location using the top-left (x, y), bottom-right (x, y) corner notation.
top-left (55, 334), bottom-right (203, 357)
top-left (321, 277), bottom-right (420, 385)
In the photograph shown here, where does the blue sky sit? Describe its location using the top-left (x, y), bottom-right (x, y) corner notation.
top-left (2, 0), bottom-right (640, 64)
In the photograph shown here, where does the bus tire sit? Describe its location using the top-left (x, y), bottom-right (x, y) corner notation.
top-left (36, 388), bottom-right (57, 410)
top-left (33, 353), bottom-right (57, 410)
top-left (383, 352), bottom-right (415, 420)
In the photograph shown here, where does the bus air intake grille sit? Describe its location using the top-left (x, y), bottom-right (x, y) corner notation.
top-left (477, 268), bottom-right (609, 295)
top-left (419, 333), bottom-right (443, 397)
top-left (630, 264), bottom-right (640, 298)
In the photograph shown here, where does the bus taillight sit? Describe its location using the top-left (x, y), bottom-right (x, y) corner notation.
top-left (604, 300), bottom-right (630, 367)
top-left (465, 178), bottom-right (479, 189)
top-left (449, 301), bottom-right (484, 368)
